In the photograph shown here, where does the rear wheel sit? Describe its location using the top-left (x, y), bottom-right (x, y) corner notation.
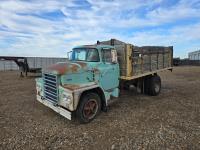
top-left (144, 76), bottom-right (150, 94)
top-left (76, 92), bottom-right (101, 123)
top-left (149, 75), bottom-right (161, 96)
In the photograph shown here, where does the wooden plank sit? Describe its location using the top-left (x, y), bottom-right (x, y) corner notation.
top-left (126, 44), bottom-right (132, 76)
top-left (98, 39), bottom-right (173, 80)
top-left (120, 67), bottom-right (173, 80)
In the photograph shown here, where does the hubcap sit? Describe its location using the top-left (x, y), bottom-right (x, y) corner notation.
top-left (83, 99), bottom-right (98, 119)
top-left (155, 82), bottom-right (160, 93)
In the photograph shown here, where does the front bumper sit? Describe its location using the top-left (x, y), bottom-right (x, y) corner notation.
top-left (36, 95), bottom-right (72, 120)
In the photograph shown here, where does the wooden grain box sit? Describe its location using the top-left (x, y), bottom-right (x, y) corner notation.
top-left (98, 39), bottom-right (173, 80)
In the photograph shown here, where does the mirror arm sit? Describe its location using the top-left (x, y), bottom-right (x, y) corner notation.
top-left (67, 51), bottom-right (72, 60)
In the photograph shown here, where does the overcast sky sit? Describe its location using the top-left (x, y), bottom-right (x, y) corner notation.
top-left (0, 0), bottom-right (200, 58)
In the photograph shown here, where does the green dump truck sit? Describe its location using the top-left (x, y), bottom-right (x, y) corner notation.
top-left (36, 39), bottom-right (173, 123)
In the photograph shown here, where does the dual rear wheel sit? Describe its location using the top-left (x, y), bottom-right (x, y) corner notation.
top-left (122, 74), bottom-right (161, 96)
top-left (144, 74), bottom-right (161, 96)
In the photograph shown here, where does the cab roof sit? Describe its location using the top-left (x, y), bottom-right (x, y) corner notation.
top-left (73, 44), bottom-right (115, 49)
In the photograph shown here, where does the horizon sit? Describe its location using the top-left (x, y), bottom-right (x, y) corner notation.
top-left (0, 0), bottom-right (200, 59)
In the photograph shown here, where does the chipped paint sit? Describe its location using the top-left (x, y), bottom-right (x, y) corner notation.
top-left (59, 83), bottom-right (100, 111)
top-left (74, 61), bottom-right (87, 68)
top-left (93, 68), bottom-right (100, 74)
top-left (62, 82), bottom-right (97, 91)
top-left (62, 84), bottom-right (80, 91)
top-left (45, 62), bottom-right (86, 75)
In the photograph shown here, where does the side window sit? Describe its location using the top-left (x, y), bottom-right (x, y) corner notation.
top-left (102, 49), bottom-right (112, 63)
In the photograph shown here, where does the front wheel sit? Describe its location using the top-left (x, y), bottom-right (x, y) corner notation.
top-left (76, 92), bottom-right (101, 123)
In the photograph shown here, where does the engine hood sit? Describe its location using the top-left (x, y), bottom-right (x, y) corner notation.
top-left (44, 61), bottom-right (88, 75)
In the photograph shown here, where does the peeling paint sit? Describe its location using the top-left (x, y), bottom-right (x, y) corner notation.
top-left (74, 61), bottom-right (87, 68)
top-left (62, 82), bottom-right (97, 91)
top-left (45, 62), bottom-right (85, 75)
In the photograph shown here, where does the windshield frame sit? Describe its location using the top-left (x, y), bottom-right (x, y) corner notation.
top-left (71, 48), bottom-right (100, 62)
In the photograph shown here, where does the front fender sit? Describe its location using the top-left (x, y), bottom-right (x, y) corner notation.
top-left (61, 82), bottom-right (102, 111)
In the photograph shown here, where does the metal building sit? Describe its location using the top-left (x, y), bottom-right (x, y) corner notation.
top-left (188, 50), bottom-right (200, 60)
top-left (0, 60), bottom-right (19, 70)
top-left (0, 57), bottom-right (68, 71)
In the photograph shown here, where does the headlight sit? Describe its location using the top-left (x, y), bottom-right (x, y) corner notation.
top-left (60, 92), bottom-right (73, 110)
top-left (36, 84), bottom-right (43, 96)
top-left (62, 93), bottom-right (72, 104)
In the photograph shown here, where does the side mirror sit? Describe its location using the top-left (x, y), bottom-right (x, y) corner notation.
top-left (67, 51), bottom-right (72, 60)
top-left (111, 49), bottom-right (118, 64)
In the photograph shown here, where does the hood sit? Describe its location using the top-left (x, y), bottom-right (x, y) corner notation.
top-left (44, 61), bottom-right (88, 75)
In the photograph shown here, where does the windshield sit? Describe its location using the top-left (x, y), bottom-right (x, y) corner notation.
top-left (71, 48), bottom-right (99, 62)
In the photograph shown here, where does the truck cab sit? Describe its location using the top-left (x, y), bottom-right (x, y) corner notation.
top-left (36, 45), bottom-right (120, 123)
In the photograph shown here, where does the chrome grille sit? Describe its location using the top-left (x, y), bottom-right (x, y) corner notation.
top-left (43, 73), bottom-right (58, 103)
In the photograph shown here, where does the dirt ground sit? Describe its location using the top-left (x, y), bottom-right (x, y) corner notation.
top-left (0, 66), bottom-right (200, 150)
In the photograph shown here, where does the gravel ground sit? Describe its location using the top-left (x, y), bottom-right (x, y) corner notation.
top-left (0, 66), bottom-right (200, 150)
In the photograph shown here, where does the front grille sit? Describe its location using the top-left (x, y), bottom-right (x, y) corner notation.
top-left (43, 73), bottom-right (58, 103)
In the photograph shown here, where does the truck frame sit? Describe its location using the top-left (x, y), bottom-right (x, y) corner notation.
top-left (35, 39), bottom-right (173, 123)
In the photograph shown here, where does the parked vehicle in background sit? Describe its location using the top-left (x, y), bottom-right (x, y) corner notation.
top-left (173, 57), bottom-right (181, 66)
top-left (36, 39), bottom-right (173, 123)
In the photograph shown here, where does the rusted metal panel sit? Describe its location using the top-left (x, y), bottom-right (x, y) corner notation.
top-left (62, 83), bottom-right (99, 111)
top-left (43, 61), bottom-right (89, 75)
top-left (62, 82), bottom-right (97, 91)
top-left (44, 62), bottom-right (85, 75)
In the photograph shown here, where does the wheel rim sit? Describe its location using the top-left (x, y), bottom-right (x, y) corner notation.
top-left (155, 82), bottom-right (160, 93)
top-left (83, 99), bottom-right (98, 120)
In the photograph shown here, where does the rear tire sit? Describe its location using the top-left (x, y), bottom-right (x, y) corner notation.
top-left (76, 92), bottom-right (101, 123)
top-left (149, 75), bottom-right (161, 96)
top-left (144, 76), bottom-right (151, 95)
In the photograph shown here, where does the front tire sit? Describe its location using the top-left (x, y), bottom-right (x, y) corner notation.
top-left (76, 92), bottom-right (101, 123)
